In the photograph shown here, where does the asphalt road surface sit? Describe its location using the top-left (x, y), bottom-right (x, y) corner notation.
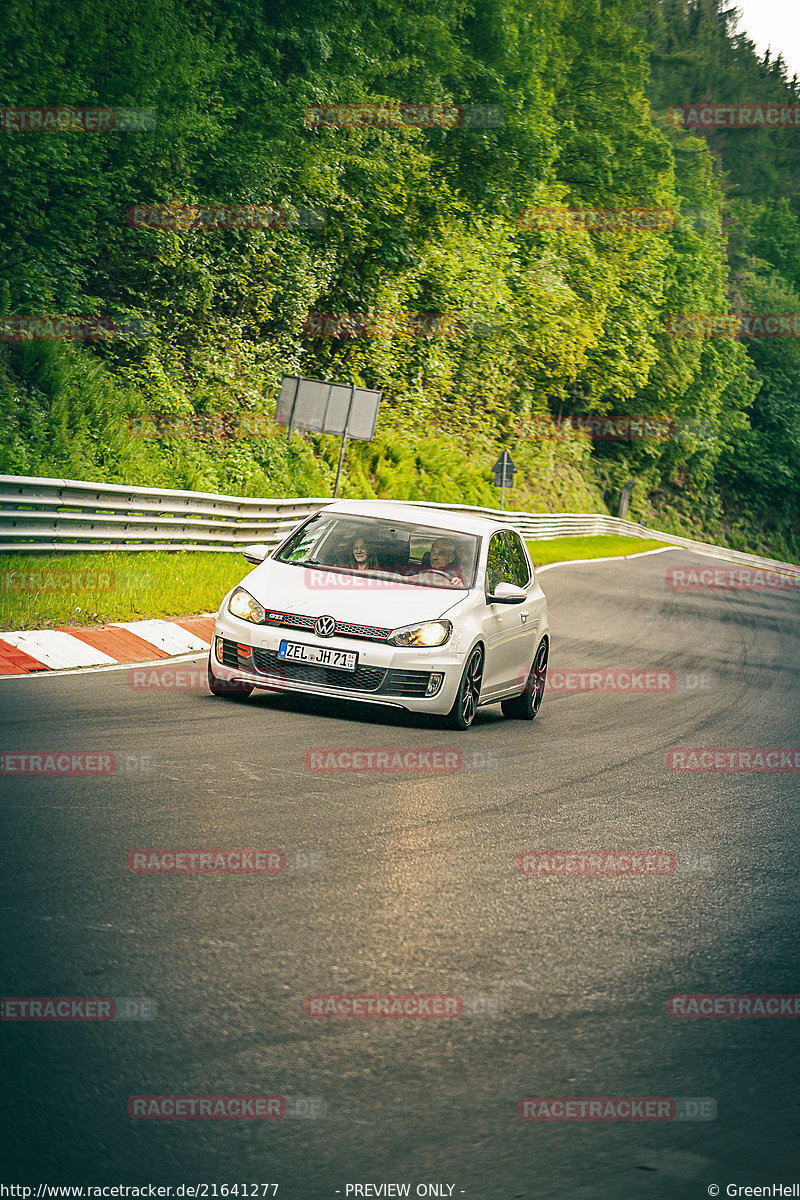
top-left (1, 548), bottom-right (799, 1199)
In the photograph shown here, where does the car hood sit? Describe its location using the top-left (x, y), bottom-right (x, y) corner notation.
top-left (239, 559), bottom-right (467, 627)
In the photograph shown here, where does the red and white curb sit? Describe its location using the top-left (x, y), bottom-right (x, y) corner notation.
top-left (0, 614), bottom-right (215, 675)
top-left (0, 547), bottom-right (685, 679)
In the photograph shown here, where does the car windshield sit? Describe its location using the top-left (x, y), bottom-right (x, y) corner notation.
top-left (274, 513), bottom-right (480, 590)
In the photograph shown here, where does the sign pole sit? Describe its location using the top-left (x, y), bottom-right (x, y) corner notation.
top-left (286, 377), bottom-right (299, 441)
top-left (333, 386), bottom-right (355, 499)
top-left (493, 448), bottom-right (515, 510)
top-left (333, 433), bottom-right (349, 499)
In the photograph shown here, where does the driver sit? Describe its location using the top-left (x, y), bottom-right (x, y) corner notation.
top-left (428, 537), bottom-right (464, 585)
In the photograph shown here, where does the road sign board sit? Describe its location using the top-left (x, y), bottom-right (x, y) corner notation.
top-left (275, 376), bottom-right (381, 441)
top-left (493, 449), bottom-right (515, 488)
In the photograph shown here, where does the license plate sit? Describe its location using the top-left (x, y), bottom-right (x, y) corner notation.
top-left (278, 640), bottom-right (358, 671)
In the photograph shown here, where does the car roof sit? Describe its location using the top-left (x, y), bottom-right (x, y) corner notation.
top-left (318, 499), bottom-right (509, 536)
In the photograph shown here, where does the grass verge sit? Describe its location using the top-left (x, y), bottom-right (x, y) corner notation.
top-left (0, 552), bottom-right (246, 631)
top-left (526, 534), bottom-right (674, 567)
top-left (0, 535), bottom-right (676, 631)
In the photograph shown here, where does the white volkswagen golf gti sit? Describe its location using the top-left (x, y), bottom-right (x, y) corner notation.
top-left (208, 501), bottom-right (549, 730)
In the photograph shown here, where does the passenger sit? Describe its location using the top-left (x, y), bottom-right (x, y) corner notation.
top-left (341, 532), bottom-right (380, 571)
top-left (428, 537), bottom-right (464, 585)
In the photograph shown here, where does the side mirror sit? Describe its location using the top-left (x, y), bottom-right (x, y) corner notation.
top-left (487, 581), bottom-right (526, 605)
top-left (242, 544), bottom-right (270, 565)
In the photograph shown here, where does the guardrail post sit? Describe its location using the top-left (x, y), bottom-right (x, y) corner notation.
top-left (618, 479), bottom-right (635, 520)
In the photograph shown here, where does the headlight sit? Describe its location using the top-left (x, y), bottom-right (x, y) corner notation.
top-left (228, 587), bottom-right (266, 623)
top-left (388, 620), bottom-right (452, 648)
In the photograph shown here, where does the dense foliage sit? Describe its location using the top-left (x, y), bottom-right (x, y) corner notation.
top-left (1, 0), bottom-right (798, 557)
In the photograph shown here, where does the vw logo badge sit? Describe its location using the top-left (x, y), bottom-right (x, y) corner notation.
top-left (315, 614), bottom-right (336, 638)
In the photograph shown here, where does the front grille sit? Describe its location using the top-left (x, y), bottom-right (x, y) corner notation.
top-left (222, 640), bottom-right (433, 700)
top-left (219, 638), bottom-right (241, 668)
top-left (334, 620), bottom-right (392, 641)
top-left (262, 610), bottom-right (391, 643)
top-left (252, 647), bottom-right (387, 692)
top-left (379, 669), bottom-right (432, 697)
top-left (264, 610), bottom-right (315, 631)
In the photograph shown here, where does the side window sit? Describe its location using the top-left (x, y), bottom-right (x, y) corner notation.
top-left (279, 515), bottom-right (332, 562)
top-left (505, 530), bottom-right (531, 587)
top-left (486, 533), bottom-right (516, 593)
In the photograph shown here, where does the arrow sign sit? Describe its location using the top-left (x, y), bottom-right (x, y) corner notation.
top-left (493, 449), bottom-right (515, 510)
top-left (493, 449), bottom-right (515, 488)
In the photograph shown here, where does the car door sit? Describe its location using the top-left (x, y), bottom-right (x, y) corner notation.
top-left (504, 528), bottom-right (541, 681)
top-left (480, 531), bottom-right (535, 697)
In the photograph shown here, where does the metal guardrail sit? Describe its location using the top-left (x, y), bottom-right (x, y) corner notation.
top-left (407, 500), bottom-right (800, 578)
top-left (0, 475), bottom-right (326, 553)
top-left (1, 474), bottom-right (798, 578)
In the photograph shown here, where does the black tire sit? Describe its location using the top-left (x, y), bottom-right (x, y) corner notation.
top-left (502, 637), bottom-right (548, 720)
top-left (207, 655), bottom-right (253, 699)
top-left (444, 645), bottom-right (484, 730)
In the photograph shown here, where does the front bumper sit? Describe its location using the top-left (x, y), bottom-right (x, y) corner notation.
top-left (211, 609), bottom-right (469, 715)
